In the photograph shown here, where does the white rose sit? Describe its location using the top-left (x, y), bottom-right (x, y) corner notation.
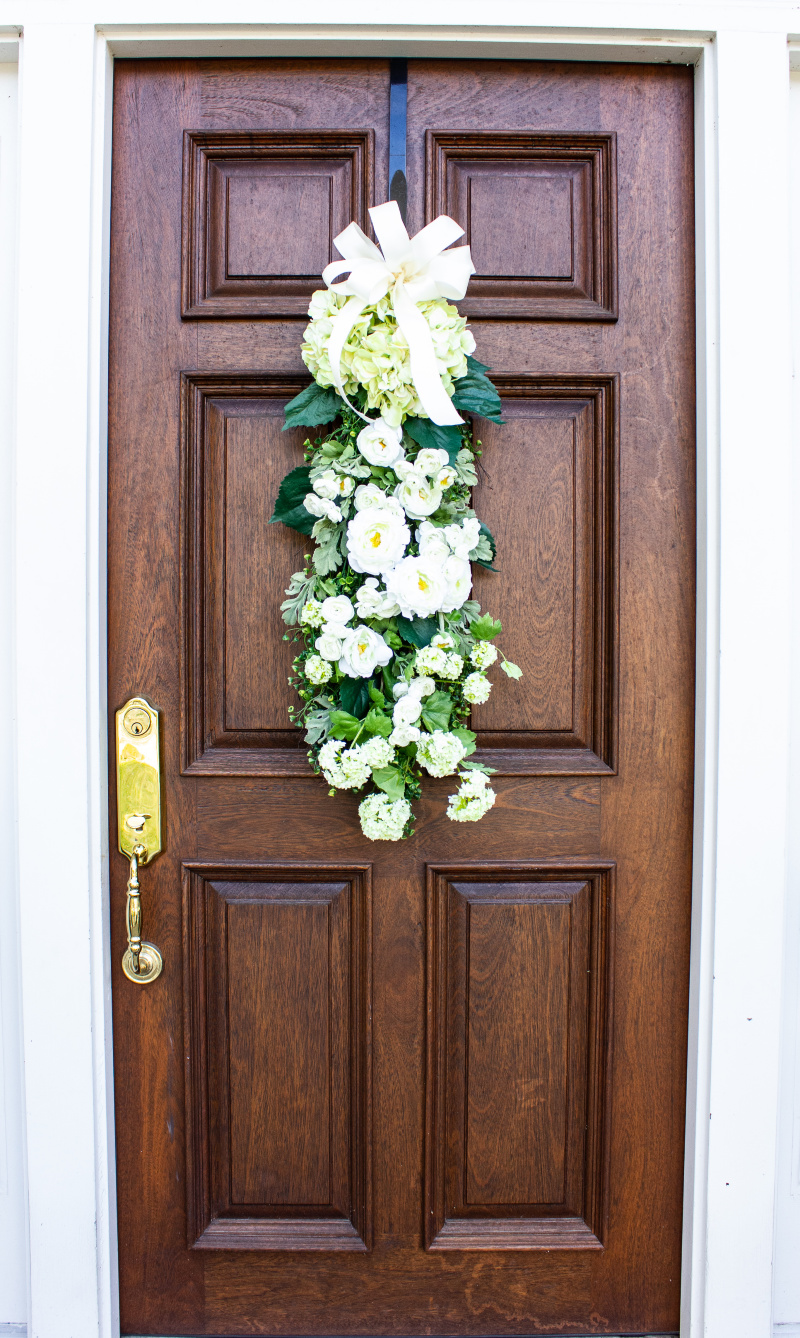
top-left (435, 465), bottom-right (458, 490)
top-left (347, 507), bottom-right (410, 576)
top-left (320, 595), bottom-right (354, 625)
top-left (393, 458), bottom-right (417, 482)
top-left (389, 722), bottom-right (421, 747)
top-left (356, 418), bottom-right (405, 467)
top-left (409, 676), bottom-right (436, 698)
top-left (303, 493), bottom-right (342, 523)
top-left (354, 482), bottom-right (404, 513)
top-left (440, 555), bottom-right (473, 613)
top-left (444, 517), bottom-right (481, 560)
top-left (354, 577), bottom-right (401, 620)
top-left (315, 631), bottom-right (344, 661)
top-left (385, 555), bottom-right (448, 619)
top-left (312, 469), bottom-right (340, 500)
top-left (414, 448), bottom-right (450, 477)
top-left (338, 624), bottom-right (393, 679)
top-left (416, 520), bottom-right (451, 563)
top-left (393, 695), bottom-right (422, 726)
top-left (394, 472), bottom-right (443, 520)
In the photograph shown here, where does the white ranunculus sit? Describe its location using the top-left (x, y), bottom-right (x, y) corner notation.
top-left (303, 492), bottom-right (343, 523)
top-left (338, 625), bottom-right (393, 679)
top-left (444, 517), bottom-right (481, 560)
top-left (416, 520), bottom-right (451, 563)
top-left (313, 469), bottom-right (346, 500)
top-left (354, 482), bottom-right (404, 513)
top-left (385, 555), bottom-right (448, 618)
top-left (431, 632), bottom-right (455, 650)
top-left (394, 472), bottom-right (443, 520)
top-left (414, 448), bottom-right (450, 477)
top-left (356, 418), bottom-right (405, 467)
top-left (440, 555), bottom-right (473, 612)
top-left (409, 675), bottom-right (436, 698)
top-left (393, 458), bottom-right (417, 482)
top-left (346, 507), bottom-right (410, 576)
top-left (392, 680), bottom-right (409, 698)
top-left (320, 595), bottom-right (354, 626)
top-left (389, 722), bottom-right (421, 747)
top-left (315, 631), bottom-right (344, 661)
top-left (354, 577), bottom-right (401, 620)
top-left (434, 464), bottom-right (458, 490)
top-left (393, 694), bottom-right (422, 727)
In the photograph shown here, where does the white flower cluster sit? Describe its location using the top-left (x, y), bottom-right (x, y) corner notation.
top-left (302, 594), bottom-right (395, 679)
top-left (302, 289), bottom-right (476, 427)
top-left (358, 793), bottom-right (412, 841)
top-left (447, 770), bottom-right (497, 823)
top-left (318, 736), bottom-right (396, 790)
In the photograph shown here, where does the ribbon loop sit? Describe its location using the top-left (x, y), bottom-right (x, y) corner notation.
top-left (320, 199), bottom-right (475, 426)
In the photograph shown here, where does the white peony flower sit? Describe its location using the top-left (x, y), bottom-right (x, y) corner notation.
top-left (338, 625), bottom-right (393, 679)
top-left (300, 599), bottom-right (325, 628)
top-left (431, 632), bottom-right (455, 650)
top-left (354, 482), bottom-right (403, 513)
top-left (440, 555), bottom-right (472, 613)
top-left (315, 631), bottom-right (345, 661)
top-left (320, 595), bottom-right (354, 626)
top-left (416, 520), bottom-right (451, 563)
top-left (414, 644), bottom-right (448, 675)
top-left (318, 739), bottom-right (371, 790)
top-left (313, 469), bottom-right (353, 500)
top-left (389, 722), bottom-right (421, 747)
top-left (394, 472), bottom-right (443, 520)
top-left (357, 736), bottom-right (395, 769)
top-left (346, 507), bottom-right (410, 576)
top-left (358, 793), bottom-right (412, 841)
top-left (447, 770), bottom-right (496, 823)
top-left (393, 694), bottom-right (423, 727)
top-left (304, 654), bottom-right (332, 686)
top-left (440, 653), bottom-right (465, 681)
top-left (385, 555), bottom-right (448, 618)
top-left (356, 418), bottom-right (405, 467)
top-left (354, 577), bottom-right (400, 620)
top-left (408, 675), bottom-right (436, 698)
top-left (303, 493), bottom-right (343, 523)
top-left (434, 465), bottom-right (458, 490)
top-left (463, 671), bottom-right (492, 704)
top-left (416, 730), bottom-right (468, 777)
top-left (470, 641), bottom-right (498, 669)
top-left (414, 448), bottom-right (450, 477)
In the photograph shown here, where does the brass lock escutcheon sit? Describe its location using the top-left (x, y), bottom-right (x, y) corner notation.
top-left (116, 696), bottom-right (163, 985)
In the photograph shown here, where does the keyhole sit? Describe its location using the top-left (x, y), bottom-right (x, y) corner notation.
top-left (123, 705), bottom-right (152, 737)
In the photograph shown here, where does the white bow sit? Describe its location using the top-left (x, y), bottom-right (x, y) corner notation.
top-left (321, 200), bottom-right (475, 426)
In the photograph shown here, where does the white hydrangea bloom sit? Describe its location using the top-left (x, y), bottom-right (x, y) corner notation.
top-left (358, 793), bottom-right (412, 841)
top-left (346, 506), bottom-right (410, 576)
top-left (463, 671), bottom-right (492, 704)
top-left (304, 654), bottom-right (332, 686)
top-left (439, 653), bottom-right (465, 681)
top-left (318, 740), bottom-right (371, 790)
top-left (414, 644), bottom-right (448, 675)
top-left (416, 730), bottom-right (467, 777)
top-left (447, 770), bottom-right (497, 823)
top-left (389, 723), bottom-right (421, 747)
top-left (470, 641), bottom-right (498, 669)
top-left (300, 599), bottom-right (325, 628)
top-left (357, 736), bottom-right (395, 770)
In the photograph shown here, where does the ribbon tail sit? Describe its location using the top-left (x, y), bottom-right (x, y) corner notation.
top-left (326, 294), bottom-right (371, 423)
top-left (393, 282), bottom-right (464, 427)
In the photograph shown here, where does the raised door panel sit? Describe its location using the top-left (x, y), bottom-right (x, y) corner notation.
top-left (183, 865), bottom-right (372, 1250)
top-left (425, 864), bottom-right (613, 1250)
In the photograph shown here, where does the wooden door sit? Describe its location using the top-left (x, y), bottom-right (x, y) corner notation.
top-left (109, 57), bottom-right (695, 1336)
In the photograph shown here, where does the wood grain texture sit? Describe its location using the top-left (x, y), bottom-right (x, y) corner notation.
top-left (109, 57), bottom-right (694, 1336)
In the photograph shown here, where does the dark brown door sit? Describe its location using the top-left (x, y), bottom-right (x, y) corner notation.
top-left (109, 57), bottom-right (695, 1336)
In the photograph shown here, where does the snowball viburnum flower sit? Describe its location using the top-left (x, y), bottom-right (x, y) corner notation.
top-left (414, 643), bottom-right (448, 675)
top-left (439, 653), bottom-right (465, 681)
top-left (385, 555), bottom-right (448, 619)
top-left (318, 740), bottom-right (371, 790)
top-left (358, 793), bottom-right (412, 841)
top-left (416, 730), bottom-right (467, 777)
top-left (357, 736), bottom-right (395, 769)
top-left (304, 654), bottom-right (332, 686)
top-left (346, 506), bottom-right (410, 576)
top-left (447, 770), bottom-right (497, 823)
top-left (470, 641), bottom-right (498, 669)
top-left (300, 599), bottom-right (325, 628)
top-left (338, 625), bottom-right (393, 679)
top-left (463, 671), bottom-right (492, 704)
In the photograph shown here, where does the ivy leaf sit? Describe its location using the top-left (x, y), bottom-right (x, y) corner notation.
top-left (283, 382), bottom-right (341, 429)
top-left (270, 466), bottom-right (314, 535)
top-left (339, 679), bottom-right (371, 719)
top-left (371, 766), bottom-right (406, 800)
top-left (329, 709), bottom-right (363, 740)
top-left (470, 613), bottom-right (502, 641)
top-left (364, 707), bottom-right (393, 738)
top-left (368, 683), bottom-right (386, 708)
top-left (397, 615), bottom-right (439, 648)
top-left (451, 367), bottom-right (504, 423)
top-left (500, 660), bottom-right (523, 680)
top-left (452, 727), bottom-right (477, 757)
top-left (421, 690), bottom-right (452, 733)
top-left (404, 417), bottom-right (464, 465)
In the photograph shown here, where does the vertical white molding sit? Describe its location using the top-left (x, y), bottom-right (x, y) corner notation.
top-left (702, 28), bottom-right (792, 1338)
top-left (14, 22), bottom-right (104, 1338)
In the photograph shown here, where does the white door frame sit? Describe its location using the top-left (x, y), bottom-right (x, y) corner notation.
top-left (7, 8), bottom-right (795, 1337)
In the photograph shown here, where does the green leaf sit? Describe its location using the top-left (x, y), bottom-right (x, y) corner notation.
top-left (470, 613), bottom-right (502, 641)
top-left (500, 659), bottom-right (523, 680)
top-left (329, 709), bottom-right (362, 740)
top-left (311, 520), bottom-right (344, 576)
top-left (460, 759), bottom-right (497, 774)
top-left (451, 367), bottom-right (504, 423)
top-left (466, 353), bottom-right (491, 375)
top-left (364, 707), bottom-right (393, 738)
top-left (368, 683), bottom-right (386, 708)
top-left (470, 522), bottom-right (497, 571)
top-left (396, 615), bottom-right (439, 648)
top-left (283, 382), bottom-right (341, 429)
top-left (371, 766), bottom-right (406, 800)
top-left (340, 678), bottom-right (371, 719)
top-left (452, 727), bottom-right (477, 757)
top-left (270, 466), bottom-right (314, 535)
top-left (280, 569), bottom-right (317, 626)
top-left (421, 690), bottom-right (453, 733)
top-left (404, 417), bottom-right (464, 465)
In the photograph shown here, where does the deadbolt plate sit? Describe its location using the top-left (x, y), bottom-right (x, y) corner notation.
top-left (116, 696), bottom-right (162, 863)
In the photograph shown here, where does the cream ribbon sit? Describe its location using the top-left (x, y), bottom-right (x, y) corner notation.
top-left (321, 200), bottom-right (475, 427)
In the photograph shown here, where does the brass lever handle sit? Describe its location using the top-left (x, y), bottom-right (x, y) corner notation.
top-left (122, 839), bottom-right (163, 984)
top-left (116, 697), bottom-right (164, 986)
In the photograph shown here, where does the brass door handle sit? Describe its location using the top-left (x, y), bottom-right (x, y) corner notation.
top-left (117, 698), bottom-right (163, 985)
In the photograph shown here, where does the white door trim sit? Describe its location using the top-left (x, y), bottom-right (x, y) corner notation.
top-left (8, 10), bottom-right (794, 1337)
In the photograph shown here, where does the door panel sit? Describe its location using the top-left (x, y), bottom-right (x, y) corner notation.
top-left (109, 57), bottom-right (694, 1336)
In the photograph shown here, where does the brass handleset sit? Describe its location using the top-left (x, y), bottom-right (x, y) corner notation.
top-left (116, 697), bottom-right (163, 985)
